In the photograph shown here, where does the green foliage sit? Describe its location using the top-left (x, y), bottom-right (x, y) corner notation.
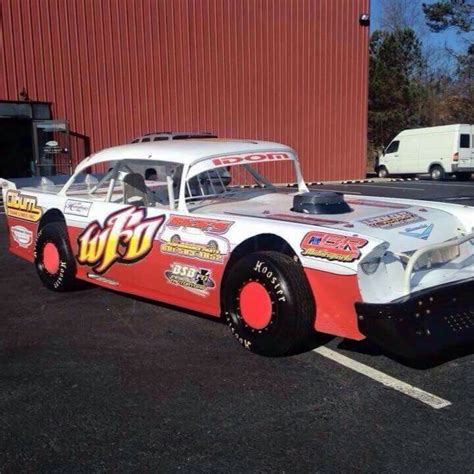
top-left (368, 28), bottom-right (427, 148)
top-left (422, 0), bottom-right (473, 33)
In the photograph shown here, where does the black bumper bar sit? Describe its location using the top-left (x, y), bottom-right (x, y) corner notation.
top-left (356, 278), bottom-right (474, 358)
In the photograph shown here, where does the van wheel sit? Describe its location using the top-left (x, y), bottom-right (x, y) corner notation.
top-left (377, 167), bottom-right (389, 178)
top-left (34, 222), bottom-right (78, 291)
top-left (455, 172), bottom-right (471, 181)
top-left (222, 251), bottom-right (315, 356)
top-left (430, 165), bottom-right (445, 181)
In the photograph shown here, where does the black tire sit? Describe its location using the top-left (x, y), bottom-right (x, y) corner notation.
top-left (455, 172), bottom-right (471, 181)
top-left (222, 251), bottom-right (315, 356)
top-left (34, 222), bottom-right (78, 291)
top-left (377, 166), bottom-right (389, 178)
top-left (430, 165), bottom-right (445, 181)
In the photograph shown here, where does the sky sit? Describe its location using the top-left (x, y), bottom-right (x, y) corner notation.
top-left (370, 0), bottom-right (470, 55)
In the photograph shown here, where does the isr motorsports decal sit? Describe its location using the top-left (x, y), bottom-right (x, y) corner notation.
top-left (301, 231), bottom-right (368, 262)
top-left (211, 151), bottom-right (292, 167)
top-left (64, 199), bottom-right (92, 217)
top-left (6, 190), bottom-right (42, 222)
top-left (166, 215), bottom-right (233, 234)
top-left (165, 262), bottom-right (215, 296)
top-left (77, 206), bottom-right (164, 274)
top-left (11, 225), bottom-right (33, 248)
top-left (361, 211), bottom-right (425, 229)
top-left (161, 237), bottom-right (225, 263)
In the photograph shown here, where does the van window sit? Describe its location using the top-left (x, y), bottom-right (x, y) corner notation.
top-left (460, 134), bottom-right (470, 148)
top-left (385, 140), bottom-right (399, 154)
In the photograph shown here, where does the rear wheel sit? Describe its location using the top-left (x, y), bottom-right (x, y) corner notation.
top-left (430, 165), bottom-right (445, 181)
top-left (377, 166), bottom-right (389, 178)
top-left (35, 222), bottom-right (78, 291)
top-left (222, 251), bottom-right (315, 356)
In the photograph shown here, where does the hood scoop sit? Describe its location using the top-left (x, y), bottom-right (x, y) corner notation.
top-left (292, 192), bottom-right (352, 215)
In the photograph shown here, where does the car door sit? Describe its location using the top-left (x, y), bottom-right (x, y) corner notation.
top-left (458, 131), bottom-right (472, 168)
top-left (383, 140), bottom-right (400, 173)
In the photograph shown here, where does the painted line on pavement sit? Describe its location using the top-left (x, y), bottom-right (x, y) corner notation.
top-left (354, 184), bottom-right (426, 191)
top-left (313, 346), bottom-right (452, 410)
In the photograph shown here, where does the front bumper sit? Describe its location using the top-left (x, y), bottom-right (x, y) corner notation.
top-left (355, 278), bottom-right (474, 358)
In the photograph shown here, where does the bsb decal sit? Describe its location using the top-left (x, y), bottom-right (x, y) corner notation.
top-left (6, 190), bottom-right (42, 222)
top-left (77, 206), bottom-right (164, 274)
top-left (11, 225), bottom-right (33, 248)
top-left (166, 215), bottom-right (233, 234)
top-left (64, 199), bottom-right (92, 217)
top-left (165, 262), bottom-right (215, 296)
top-left (361, 211), bottom-right (424, 229)
top-left (399, 223), bottom-right (434, 240)
top-left (300, 231), bottom-right (368, 262)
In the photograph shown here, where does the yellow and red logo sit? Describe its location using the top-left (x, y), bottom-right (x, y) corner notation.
top-left (77, 207), bottom-right (164, 274)
top-left (6, 190), bottom-right (42, 222)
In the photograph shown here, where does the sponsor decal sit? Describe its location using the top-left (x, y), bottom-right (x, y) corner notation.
top-left (77, 206), bottom-right (164, 274)
top-left (6, 190), bottom-right (42, 222)
top-left (64, 199), bottom-right (92, 217)
top-left (165, 262), bottom-right (215, 296)
top-left (361, 211), bottom-right (424, 229)
top-left (211, 152), bottom-right (291, 167)
top-left (11, 225), bottom-right (33, 248)
top-left (399, 223), bottom-right (434, 240)
top-left (166, 215), bottom-right (233, 234)
top-left (300, 231), bottom-right (368, 262)
top-left (161, 236), bottom-right (226, 263)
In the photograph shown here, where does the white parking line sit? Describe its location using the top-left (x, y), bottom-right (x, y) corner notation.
top-left (313, 346), bottom-right (452, 410)
top-left (354, 184), bottom-right (426, 191)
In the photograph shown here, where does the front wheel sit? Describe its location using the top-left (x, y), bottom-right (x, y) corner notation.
top-left (430, 165), bottom-right (445, 181)
top-left (377, 166), bottom-right (389, 178)
top-left (35, 222), bottom-right (79, 291)
top-left (222, 251), bottom-right (315, 356)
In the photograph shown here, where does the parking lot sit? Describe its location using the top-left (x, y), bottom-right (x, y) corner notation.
top-left (1, 179), bottom-right (474, 472)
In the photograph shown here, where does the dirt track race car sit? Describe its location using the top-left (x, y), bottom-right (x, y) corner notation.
top-left (3, 140), bottom-right (474, 358)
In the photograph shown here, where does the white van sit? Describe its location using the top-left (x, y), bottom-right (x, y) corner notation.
top-left (376, 124), bottom-right (474, 180)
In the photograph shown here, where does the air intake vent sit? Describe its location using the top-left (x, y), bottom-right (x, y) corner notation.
top-left (292, 192), bottom-right (352, 215)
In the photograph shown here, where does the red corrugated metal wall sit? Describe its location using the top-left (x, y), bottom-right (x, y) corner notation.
top-left (0, 0), bottom-right (369, 181)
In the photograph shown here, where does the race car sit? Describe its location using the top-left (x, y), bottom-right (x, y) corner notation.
top-left (2, 139), bottom-right (474, 358)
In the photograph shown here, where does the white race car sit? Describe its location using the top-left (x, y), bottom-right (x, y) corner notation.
top-left (2, 140), bottom-right (474, 358)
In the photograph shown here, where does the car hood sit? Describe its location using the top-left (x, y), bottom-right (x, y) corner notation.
top-left (196, 191), bottom-right (463, 253)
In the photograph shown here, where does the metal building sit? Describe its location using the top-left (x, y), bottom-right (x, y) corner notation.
top-left (0, 0), bottom-right (369, 181)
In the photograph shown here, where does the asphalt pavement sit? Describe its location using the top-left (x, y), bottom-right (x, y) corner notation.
top-left (1, 179), bottom-right (474, 472)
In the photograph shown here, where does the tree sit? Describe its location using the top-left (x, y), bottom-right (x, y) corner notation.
top-left (422, 0), bottom-right (473, 33)
top-left (368, 28), bottom-right (428, 150)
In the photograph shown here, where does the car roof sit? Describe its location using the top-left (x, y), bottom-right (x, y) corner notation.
top-left (75, 139), bottom-right (295, 172)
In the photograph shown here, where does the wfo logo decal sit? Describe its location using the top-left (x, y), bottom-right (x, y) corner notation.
top-left (399, 223), bottom-right (434, 240)
top-left (77, 206), bottom-right (164, 274)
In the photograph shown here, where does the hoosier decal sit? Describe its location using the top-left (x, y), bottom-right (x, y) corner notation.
top-left (165, 263), bottom-right (215, 296)
top-left (6, 190), bottom-right (42, 222)
top-left (301, 231), bottom-right (368, 262)
top-left (77, 206), bottom-right (164, 274)
top-left (361, 211), bottom-right (424, 229)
